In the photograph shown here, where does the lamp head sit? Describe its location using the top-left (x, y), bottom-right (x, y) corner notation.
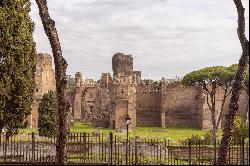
top-left (125, 115), bottom-right (131, 125)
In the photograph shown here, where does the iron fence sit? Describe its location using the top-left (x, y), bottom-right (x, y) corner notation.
top-left (0, 132), bottom-right (249, 165)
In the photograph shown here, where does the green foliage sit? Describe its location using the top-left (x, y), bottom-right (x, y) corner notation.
top-left (38, 91), bottom-right (58, 137)
top-left (180, 135), bottom-right (205, 145)
top-left (0, 0), bottom-right (36, 135)
top-left (182, 66), bottom-right (236, 86)
top-left (226, 64), bottom-right (249, 92)
top-left (180, 130), bottom-right (217, 145)
top-left (232, 116), bottom-right (249, 144)
top-left (203, 130), bottom-right (214, 144)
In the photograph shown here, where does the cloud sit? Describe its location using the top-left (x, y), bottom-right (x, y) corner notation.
top-left (30, 0), bottom-right (249, 80)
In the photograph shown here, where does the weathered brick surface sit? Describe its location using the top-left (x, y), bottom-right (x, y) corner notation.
top-left (161, 82), bottom-right (203, 128)
top-left (28, 53), bottom-right (56, 128)
top-left (37, 52), bottom-right (247, 131)
top-left (136, 84), bottom-right (161, 127)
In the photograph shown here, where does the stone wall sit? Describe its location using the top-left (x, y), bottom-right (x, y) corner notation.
top-left (221, 89), bottom-right (248, 128)
top-left (201, 86), bottom-right (249, 130)
top-left (161, 82), bottom-right (203, 128)
top-left (79, 74), bottom-right (113, 127)
top-left (136, 83), bottom-right (161, 127)
top-left (81, 87), bottom-right (96, 122)
top-left (70, 53), bottom-right (249, 131)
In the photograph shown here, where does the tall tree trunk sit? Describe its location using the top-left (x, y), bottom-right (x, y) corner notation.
top-left (217, 0), bottom-right (249, 164)
top-left (35, 0), bottom-right (69, 164)
top-left (211, 82), bottom-right (217, 142)
top-left (211, 101), bottom-right (217, 142)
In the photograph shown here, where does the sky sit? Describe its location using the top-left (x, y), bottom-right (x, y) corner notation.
top-left (30, 0), bottom-right (249, 80)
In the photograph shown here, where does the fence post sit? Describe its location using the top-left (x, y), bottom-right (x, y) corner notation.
top-left (188, 139), bottom-right (191, 165)
top-left (83, 132), bottom-right (87, 161)
top-left (109, 132), bottom-right (113, 165)
top-left (167, 139), bottom-right (170, 165)
top-left (32, 132), bottom-right (35, 162)
top-left (240, 138), bottom-right (245, 165)
top-left (4, 134), bottom-right (8, 163)
top-left (214, 139), bottom-right (217, 165)
top-left (135, 139), bottom-right (138, 165)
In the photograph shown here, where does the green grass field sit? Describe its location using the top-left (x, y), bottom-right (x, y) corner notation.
top-left (69, 122), bottom-right (222, 141)
top-left (15, 121), bottom-right (222, 142)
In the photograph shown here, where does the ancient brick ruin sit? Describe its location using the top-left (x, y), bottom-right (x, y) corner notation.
top-left (28, 53), bottom-right (56, 128)
top-left (29, 53), bottom-right (249, 130)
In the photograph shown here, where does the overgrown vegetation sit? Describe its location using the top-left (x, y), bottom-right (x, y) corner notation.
top-left (38, 91), bottom-right (58, 137)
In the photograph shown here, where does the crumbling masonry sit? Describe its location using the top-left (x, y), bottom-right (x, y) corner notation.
top-left (30, 53), bottom-right (248, 130)
top-left (28, 53), bottom-right (56, 128)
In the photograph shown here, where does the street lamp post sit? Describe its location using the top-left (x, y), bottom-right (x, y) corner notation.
top-left (125, 114), bottom-right (131, 165)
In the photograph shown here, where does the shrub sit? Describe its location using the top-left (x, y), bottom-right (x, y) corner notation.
top-left (203, 130), bottom-right (214, 144)
top-left (180, 131), bottom-right (216, 145)
top-left (180, 135), bottom-right (203, 145)
top-left (232, 116), bottom-right (249, 144)
top-left (38, 91), bottom-right (58, 137)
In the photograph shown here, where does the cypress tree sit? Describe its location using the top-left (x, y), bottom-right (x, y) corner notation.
top-left (0, 0), bottom-right (36, 135)
top-left (38, 91), bottom-right (58, 137)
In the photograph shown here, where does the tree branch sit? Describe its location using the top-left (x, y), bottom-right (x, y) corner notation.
top-left (216, 86), bottom-right (229, 130)
top-left (206, 92), bottom-right (212, 111)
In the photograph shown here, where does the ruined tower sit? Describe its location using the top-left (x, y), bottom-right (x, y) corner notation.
top-left (75, 72), bottom-right (83, 87)
top-left (112, 53), bottom-right (133, 78)
top-left (110, 53), bottom-right (137, 130)
top-left (71, 72), bottom-right (84, 120)
top-left (28, 53), bottom-right (56, 128)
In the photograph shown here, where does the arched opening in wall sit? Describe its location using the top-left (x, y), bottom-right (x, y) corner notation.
top-left (122, 89), bottom-right (124, 94)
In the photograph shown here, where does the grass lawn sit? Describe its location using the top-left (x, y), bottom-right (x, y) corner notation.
top-left (14, 122), bottom-right (222, 142)
top-left (70, 122), bottom-right (222, 142)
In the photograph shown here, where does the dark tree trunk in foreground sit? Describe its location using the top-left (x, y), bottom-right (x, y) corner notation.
top-left (35, 0), bottom-right (69, 164)
top-left (218, 0), bottom-right (249, 164)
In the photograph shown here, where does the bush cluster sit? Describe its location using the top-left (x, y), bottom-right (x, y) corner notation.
top-left (38, 91), bottom-right (58, 137)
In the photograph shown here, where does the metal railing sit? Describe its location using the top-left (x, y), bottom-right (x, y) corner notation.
top-left (0, 132), bottom-right (249, 165)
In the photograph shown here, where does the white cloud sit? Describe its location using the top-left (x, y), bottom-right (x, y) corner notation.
top-left (30, 0), bottom-right (249, 80)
